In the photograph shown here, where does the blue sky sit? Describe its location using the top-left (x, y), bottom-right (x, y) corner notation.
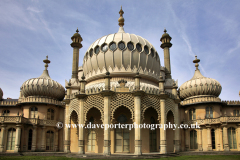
top-left (0, 0), bottom-right (240, 101)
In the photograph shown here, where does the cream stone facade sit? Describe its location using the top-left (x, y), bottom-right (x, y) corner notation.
top-left (0, 8), bottom-right (240, 155)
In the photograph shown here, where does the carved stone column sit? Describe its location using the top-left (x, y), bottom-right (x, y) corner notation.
top-left (0, 125), bottom-right (6, 152)
top-left (31, 125), bottom-right (37, 151)
top-left (237, 124), bottom-right (240, 151)
top-left (102, 92), bottom-right (112, 155)
top-left (41, 126), bottom-right (46, 151)
top-left (100, 72), bottom-right (112, 156)
top-left (14, 124), bottom-right (21, 152)
top-left (206, 125), bottom-right (212, 151)
top-left (78, 97), bottom-right (86, 154)
top-left (198, 128), bottom-right (203, 151)
top-left (133, 92), bottom-right (143, 155)
top-left (222, 124), bottom-right (229, 151)
top-left (219, 127), bottom-right (223, 151)
top-left (64, 82), bottom-right (71, 153)
top-left (160, 99), bottom-right (167, 154)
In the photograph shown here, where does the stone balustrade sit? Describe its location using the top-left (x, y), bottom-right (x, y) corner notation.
top-left (183, 116), bottom-right (240, 126)
top-left (0, 116), bottom-right (58, 127)
top-left (0, 97), bottom-right (65, 106)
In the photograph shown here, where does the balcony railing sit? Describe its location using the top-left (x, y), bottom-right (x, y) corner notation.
top-left (183, 116), bottom-right (240, 126)
top-left (0, 116), bottom-right (58, 127)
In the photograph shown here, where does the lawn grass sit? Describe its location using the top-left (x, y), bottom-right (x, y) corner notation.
top-left (0, 155), bottom-right (240, 160)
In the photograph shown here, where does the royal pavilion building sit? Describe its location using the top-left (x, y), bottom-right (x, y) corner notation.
top-left (0, 7), bottom-right (240, 155)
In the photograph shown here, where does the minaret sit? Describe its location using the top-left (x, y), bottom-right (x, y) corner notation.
top-left (71, 28), bottom-right (83, 80)
top-left (160, 29), bottom-right (172, 79)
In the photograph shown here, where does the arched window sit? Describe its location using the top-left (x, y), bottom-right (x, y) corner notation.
top-left (30, 107), bottom-right (38, 118)
top-left (3, 110), bottom-right (10, 116)
top-left (189, 108), bottom-right (196, 120)
top-left (190, 130), bottom-right (198, 149)
top-left (87, 117), bottom-right (95, 152)
top-left (233, 110), bottom-right (239, 116)
top-left (206, 107), bottom-right (213, 118)
top-left (211, 129), bottom-right (216, 149)
top-left (47, 109), bottom-right (54, 120)
top-left (7, 128), bottom-right (16, 150)
top-left (115, 114), bottom-right (129, 152)
top-left (228, 127), bottom-right (237, 149)
top-left (149, 117), bottom-right (157, 152)
top-left (46, 130), bottom-right (54, 151)
top-left (28, 129), bottom-right (32, 150)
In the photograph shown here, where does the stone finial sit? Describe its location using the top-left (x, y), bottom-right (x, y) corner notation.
top-left (81, 73), bottom-right (85, 80)
top-left (76, 28), bottom-right (79, 33)
top-left (118, 6), bottom-right (124, 27)
top-left (43, 55), bottom-right (50, 71)
top-left (193, 55), bottom-right (200, 71)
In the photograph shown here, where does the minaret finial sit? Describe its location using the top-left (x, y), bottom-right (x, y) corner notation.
top-left (164, 28), bottom-right (167, 33)
top-left (76, 28), bottom-right (79, 33)
top-left (43, 55), bottom-right (50, 71)
top-left (193, 55), bottom-right (200, 70)
top-left (118, 6), bottom-right (124, 27)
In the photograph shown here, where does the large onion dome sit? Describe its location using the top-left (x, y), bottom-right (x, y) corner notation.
top-left (0, 88), bottom-right (3, 100)
top-left (82, 7), bottom-right (161, 82)
top-left (21, 56), bottom-right (65, 101)
top-left (179, 56), bottom-right (222, 100)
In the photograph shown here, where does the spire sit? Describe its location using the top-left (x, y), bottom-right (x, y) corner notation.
top-left (39, 56), bottom-right (51, 79)
top-left (118, 6), bottom-right (125, 33)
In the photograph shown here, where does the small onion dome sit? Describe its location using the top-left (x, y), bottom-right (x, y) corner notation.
top-left (21, 56), bottom-right (65, 101)
top-left (71, 28), bottom-right (82, 40)
top-left (0, 88), bottom-right (3, 100)
top-left (179, 56), bottom-right (222, 100)
top-left (160, 29), bottom-right (172, 42)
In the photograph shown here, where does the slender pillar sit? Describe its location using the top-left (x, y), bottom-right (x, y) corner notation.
top-left (101, 72), bottom-right (112, 156)
top-left (41, 126), bottom-right (46, 151)
top-left (78, 98), bottom-right (85, 154)
top-left (103, 95), bottom-right (111, 155)
top-left (0, 125), bottom-right (6, 152)
top-left (237, 124), bottom-right (240, 151)
top-left (174, 103), bottom-right (180, 152)
top-left (31, 125), bottom-right (37, 151)
top-left (198, 128), bottom-right (203, 151)
top-left (55, 128), bottom-right (59, 151)
top-left (206, 125), bottom-right (212, 151)
top-left (64, 103), bottom-right (71, 153)
top-left (14, 125), bottom-right (21, 152)
top-left (173, 82), bottom-right (180, 152)
top-left (134, 95), bottom-right (142, 155)
top-left (219, 127), bottom-right (223, 151)
top-left (160, 29), bottom-right (172, 79)
top-left (160, 99), bottom-right (167, 154)
top-left (217, 127), bottom-right (221, 151)
top-left (77, 75), bottom-right (86, 154)
top-left (222, 124), bottom-right (229, 151)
